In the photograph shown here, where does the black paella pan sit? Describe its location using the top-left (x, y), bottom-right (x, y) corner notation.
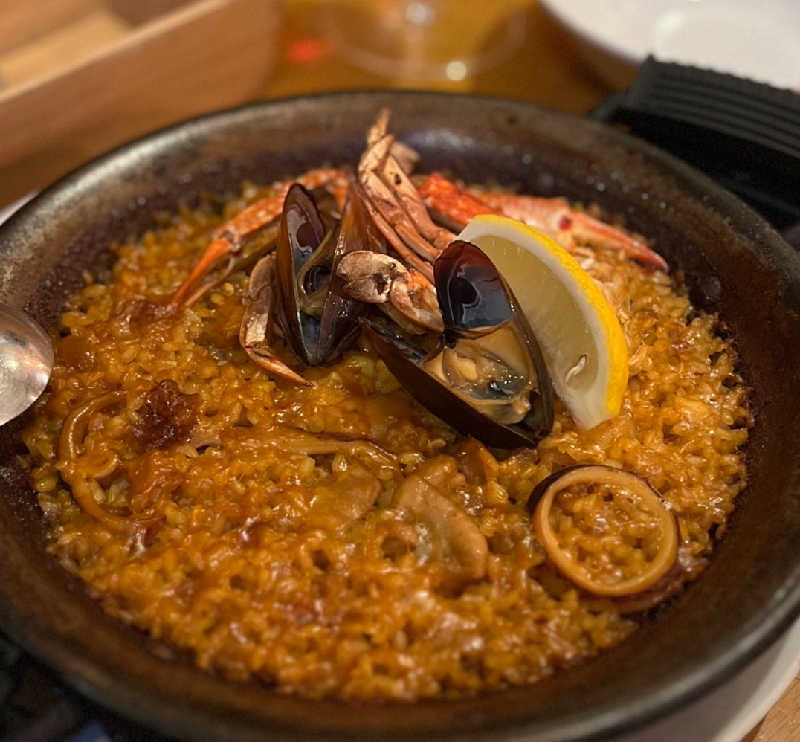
top-left (0, 92), bottom-right (799, 741)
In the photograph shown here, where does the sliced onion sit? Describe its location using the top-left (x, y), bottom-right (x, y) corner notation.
top-left (530, 465), bottom-right (679, 597)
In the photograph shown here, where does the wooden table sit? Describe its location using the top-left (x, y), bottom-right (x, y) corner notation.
top-left (2, 1), bottom-right (798, 739)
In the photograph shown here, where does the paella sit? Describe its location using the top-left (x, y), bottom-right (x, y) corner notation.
top-left (21, 111), bottom-right (751, 701)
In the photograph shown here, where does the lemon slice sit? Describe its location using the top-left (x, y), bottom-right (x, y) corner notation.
top-left (458, 214), bottom-right (628, 429)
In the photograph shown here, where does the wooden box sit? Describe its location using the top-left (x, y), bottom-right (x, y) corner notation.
top-left (0, 0), bottom-right (281, 205)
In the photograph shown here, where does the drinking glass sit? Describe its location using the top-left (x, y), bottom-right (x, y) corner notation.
top-left (320, 0), bottom-right (529, 82)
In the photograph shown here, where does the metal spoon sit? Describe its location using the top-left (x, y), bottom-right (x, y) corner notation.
top-left (0, 304), bottom-right (53, 426)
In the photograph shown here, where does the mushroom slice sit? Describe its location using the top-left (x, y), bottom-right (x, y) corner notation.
top-left (530, 465), bottom-right (678, 597)
top-left (395, 466), bottom-right (488, 585)
top-left (306, 460), bottom-right (382, 533)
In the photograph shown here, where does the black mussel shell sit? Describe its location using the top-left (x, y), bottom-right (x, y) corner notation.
top-left (434, 240), bottom-right (554, 442)
top-left (296, 229), bottom-right (337, 314)
top-left (277, 183), bottom-right (365, 366)
top-left (363, 240), bottom-right (554, 451)
top-left (277, 184), bottom-right (327, 364)
top-left (362, 316), bottom-right (548, 452)
top-left (315, 185), bottom-right (371, 362)
top-left (435, 240), bottom-right (514, 339)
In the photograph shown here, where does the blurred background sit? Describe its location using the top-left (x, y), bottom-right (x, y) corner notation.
top-left (0, 0), bottom-right (643, 205)
top-left (4, 0), bottom-right (798, 206)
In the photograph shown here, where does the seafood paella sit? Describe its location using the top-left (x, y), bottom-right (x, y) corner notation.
top-left (22, 111), bottom-right (751, 700)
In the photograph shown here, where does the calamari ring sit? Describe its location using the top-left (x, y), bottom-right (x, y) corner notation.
top-left (530, 465), bottom-right (678, 597)
top-left (58, 391), bottom-right (158, 532)
top-left (58, 391), bottom-right (126, 463)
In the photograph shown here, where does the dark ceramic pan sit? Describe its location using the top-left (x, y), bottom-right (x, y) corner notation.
top-left (1, 92), bottom-right (799, 741)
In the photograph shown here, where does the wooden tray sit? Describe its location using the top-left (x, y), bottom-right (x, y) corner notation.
top-left (0, 0), bottom-right (280, 205)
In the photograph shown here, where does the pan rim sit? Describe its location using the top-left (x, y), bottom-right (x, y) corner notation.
top-left (1, 89), bottom-right (799, 742)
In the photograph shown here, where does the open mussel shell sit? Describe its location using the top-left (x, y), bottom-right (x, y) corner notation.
top-left (276, 183), bottom-right (365, 366)
top-left (315, 184), bottom-right (372, 362)
top-left (295, 228), bottom-right (337, 318)
top-left (435, 240), bottom-right (518, 339)
top-left (363, 318), bottom-right (540, 450)
top-left (276, 183), bottom-right (327, 365)
top-left (362, 241), bottom-right (554, 451)
top-left (362, 317), bottom-right (529, 449)
top-left (436, 240), bottom-right (553, 443)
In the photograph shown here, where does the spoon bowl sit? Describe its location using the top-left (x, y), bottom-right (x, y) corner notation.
top-left (0, 304), bottom-right (53, 425)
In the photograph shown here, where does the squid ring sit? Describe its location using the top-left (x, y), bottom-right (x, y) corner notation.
top-left (58, 391), bottom-right (157, 532)
top-left (530, 465), bottom-right (678, 597)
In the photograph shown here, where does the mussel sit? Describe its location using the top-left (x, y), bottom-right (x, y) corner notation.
top-left (275, 183), bottom-right (366, 367)
top-left (362, 240), bottom-right (554, 450)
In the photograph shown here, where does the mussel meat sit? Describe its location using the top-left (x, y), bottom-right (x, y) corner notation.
top-left (362, 240), bottom-right (554, 450)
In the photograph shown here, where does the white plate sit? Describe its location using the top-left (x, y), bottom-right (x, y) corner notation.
top-left (614, 619), bottom-right (800, 742)
top-left (540, 0), bottom-right (800, 90)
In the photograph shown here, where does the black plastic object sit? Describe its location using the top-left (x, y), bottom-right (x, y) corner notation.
top-left (591, 57), bottom-right (800, 245)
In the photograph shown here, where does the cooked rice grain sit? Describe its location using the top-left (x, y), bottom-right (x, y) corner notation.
top-left (23, 187), bottom-right (751, 700)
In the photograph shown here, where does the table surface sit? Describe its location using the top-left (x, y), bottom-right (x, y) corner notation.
top-left (3, 1), bottom-right (799, 739)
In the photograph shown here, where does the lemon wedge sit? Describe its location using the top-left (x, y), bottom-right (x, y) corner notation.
top-left (458, 214), bottom-right (628, 430)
